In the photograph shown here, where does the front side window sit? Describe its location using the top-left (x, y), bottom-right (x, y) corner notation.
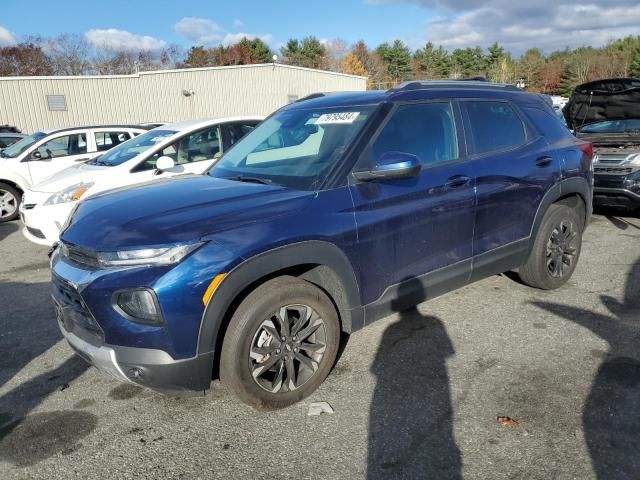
top-left (95, 131), bottom-right (131, 151)
top-left (135, 125), bottom-right (222, 172)
top-left (370, 102), bottom-right (457, 166)
top-left (209, 106), bottom-right (374, 190)
top-left (464, 101), bottom-right (525, 155)
top-left (37, 134), bottom-right (87, 159)
top-left (0, 131), bottom-right (46, 158)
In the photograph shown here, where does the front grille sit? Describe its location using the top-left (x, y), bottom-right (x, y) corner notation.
top-left (23, 203), bottom-right (36, 210)
top-left (594, 166), bottom-right (634, 175)
top-left (52, 273), bottom-right (104, 345)
top-left (597, 154), bottom-right (627, 165)
top-left (63, 243), bottom-right (101, 268)
top-left (26, 226), bottom-right (45, 239)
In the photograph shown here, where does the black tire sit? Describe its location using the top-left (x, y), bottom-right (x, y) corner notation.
top-left (518, 203), bottom-right (583, 290)
top-left (0, 182), bottom-right (21, 223)
top-left (220, 275), bottom-right (340, 410)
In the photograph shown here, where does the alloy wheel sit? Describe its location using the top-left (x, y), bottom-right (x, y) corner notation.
top-left (545, 219), bottom-right (578, 278)
top-left (0, 189), bottom-right (17, 220)
top-left (249, 304), bottom-right (327, 393)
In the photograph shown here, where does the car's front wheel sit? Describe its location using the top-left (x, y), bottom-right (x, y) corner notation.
top-left (518, 203), bottom-right (583, 290)
top-left (220, 275), bottom-right (340, 410)
top-left (0, 182), bottom-right (21, 223)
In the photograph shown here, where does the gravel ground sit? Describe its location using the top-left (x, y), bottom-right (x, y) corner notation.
top-left (0, 209), bottom-right (639, 480)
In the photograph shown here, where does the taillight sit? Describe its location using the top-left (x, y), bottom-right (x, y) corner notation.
top-left (577, 141), bottom-right (593, 159)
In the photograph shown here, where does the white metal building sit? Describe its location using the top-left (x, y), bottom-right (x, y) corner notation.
top-left (0, 64), bottom-right (367, 133)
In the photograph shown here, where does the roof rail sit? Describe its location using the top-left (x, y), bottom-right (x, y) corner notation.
top-left (295, 92), bottom-right (327, 103)
top-left (388, 80), bottom-right (520, 93)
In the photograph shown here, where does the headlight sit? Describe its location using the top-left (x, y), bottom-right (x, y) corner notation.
top-left (628, 153), bottom-right (640, 166)
top-left (44, 182), bottom-right (94, 206)
top-left (96, 242), bottom-right (203, 267)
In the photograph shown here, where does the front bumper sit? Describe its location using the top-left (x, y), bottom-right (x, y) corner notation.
top-left (58, 317), bottom-right (214, 396)
top-left (50, 242), bottom-right (226, 396)
top-left (593, 172), bottom-right (640, 208)
top-left (20, 191), bottom-right (73, 246)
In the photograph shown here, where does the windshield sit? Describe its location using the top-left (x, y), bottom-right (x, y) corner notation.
top-left (90, 129), bottom-right (178, 166)
top-left (0, 132), bottom-right (46, 158)
top-left (578, 119), bottom-right (640, 134)
top-left (208, 106), bottom-right (374, 190)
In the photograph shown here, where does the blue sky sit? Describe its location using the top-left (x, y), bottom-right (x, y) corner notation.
top-left (1, 0), bottom-right (639, 54)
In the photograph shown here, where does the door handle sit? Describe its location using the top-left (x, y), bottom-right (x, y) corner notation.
top-left (536, 156), bottom-right (553, 167)
top-left (445, 175), bottom-right (470, 189)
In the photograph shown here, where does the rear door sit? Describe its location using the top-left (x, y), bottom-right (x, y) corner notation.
top-left (460, 99), bottom-right (561, 279)
top-left (350, 100), bottom-right (476, 310)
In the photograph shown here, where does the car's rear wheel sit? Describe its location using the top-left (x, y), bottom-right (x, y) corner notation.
top-left (0, 183), bottom-right (20, 223)
top-left (220, 276), bottom-right (340, 410)
top-left (518, 203), bottom-right (583, 290)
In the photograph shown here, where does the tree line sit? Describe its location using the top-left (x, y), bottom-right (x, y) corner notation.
top-left (2, 33), bottom-right (640, 96)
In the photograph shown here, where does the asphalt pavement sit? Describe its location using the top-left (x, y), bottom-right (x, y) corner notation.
top-left (0, 209), bottom-right (639, 479)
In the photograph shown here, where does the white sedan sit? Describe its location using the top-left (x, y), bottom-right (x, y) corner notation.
top-left (20, 116), bottom-right (263, 246)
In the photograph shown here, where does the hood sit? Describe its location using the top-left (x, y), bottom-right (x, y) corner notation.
top-left (564, 78), bottom-right (640, 130)
top-left (61, 175), bottom-right (314, 250)
top-left (31, 162), bottom-right (110, 193)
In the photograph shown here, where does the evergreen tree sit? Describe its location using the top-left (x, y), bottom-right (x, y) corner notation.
top-left (376, 39), bottom-right (412, 83)
top-left (414, 42), bottom-right (450, 78)
top-left (281, 37), bottom-right (326, 69)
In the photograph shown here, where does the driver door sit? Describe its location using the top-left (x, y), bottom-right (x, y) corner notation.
top-left (26, 133), bottom-right (91, 184)
top-left (129, 125), bottom-right (224, 184)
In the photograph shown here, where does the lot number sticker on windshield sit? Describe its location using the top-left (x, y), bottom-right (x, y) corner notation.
top-left (316, 112), bottom-right (360, 124)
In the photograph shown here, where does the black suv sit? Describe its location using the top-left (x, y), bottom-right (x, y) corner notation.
top-left (52, 81), bottom-right (594, 409)
top-left (565, 77), bottom-right (640, 212)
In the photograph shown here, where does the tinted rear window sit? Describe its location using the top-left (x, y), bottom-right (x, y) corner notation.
top-left (523, 107), bottom-right (572, 143)
top-left (464, 101), bottom-right (525, 155)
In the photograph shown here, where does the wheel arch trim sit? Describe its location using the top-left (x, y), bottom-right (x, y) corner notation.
top-left (527, 176), bottom-right (592, 258)
top-left (196, 240), bottom-right (361, 356)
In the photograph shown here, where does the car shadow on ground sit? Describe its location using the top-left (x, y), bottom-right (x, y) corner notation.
top-left (368, 278), bottom-right (462, 479)
top-left (0, 278), bottom-right (92, 466)
top-left (532, 257), bottom-right (640, 479)
top-left (0, 222), bottom-right (18, 242)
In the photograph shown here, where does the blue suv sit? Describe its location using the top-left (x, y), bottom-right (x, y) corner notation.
top-left (51, 82), bottom-right (594, 409)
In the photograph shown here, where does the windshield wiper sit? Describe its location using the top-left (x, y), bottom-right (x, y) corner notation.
top-left (221, 175), bottom-right (273, 185)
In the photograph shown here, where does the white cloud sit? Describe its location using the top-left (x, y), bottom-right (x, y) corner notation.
top-left (233, 19), bottom-right (245, 28)
top-left (175, 17), bottom-right (274, 48)
top-left (0, 26), bottom-right (16, 47)
top-left (370, 0), bottom-right (640, 53)
top-left (174, 17), bottom-right (222, 45)
top-left (85, 28), bottom-right (166, 51)
top-left (222, 32), bottom-right (273, 46)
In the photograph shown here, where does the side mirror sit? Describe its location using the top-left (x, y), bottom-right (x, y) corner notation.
top-left (30, 150), bottom-right (42, 160)
top-left (352, 151), bottom-right (421, 182)
top-left (155, 156), bottom-right (175, 173)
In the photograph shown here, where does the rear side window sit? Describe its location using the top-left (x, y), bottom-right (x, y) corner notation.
top-left (95, 131), bottom-right (131, 151)
top-left (371, 102), bottom-right (457, 166)
top-left (523, 107), bottom-right (572, 143)
top-left (463, 101), bottom-right (525, 155)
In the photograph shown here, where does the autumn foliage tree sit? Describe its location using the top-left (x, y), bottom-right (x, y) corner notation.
top-left (0, 42), bottom-right (53, 76)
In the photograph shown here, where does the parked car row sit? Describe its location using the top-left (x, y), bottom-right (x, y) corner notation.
top-left (2, 78), bottom-right (636, 411)
top-left (19, 117), bottom-right (263, 245)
